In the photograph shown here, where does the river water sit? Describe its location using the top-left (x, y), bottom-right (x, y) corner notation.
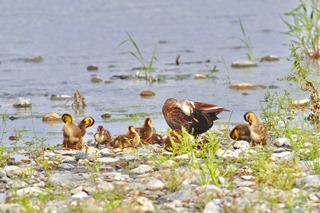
top-left (0, 0), bottom-right (303, 147)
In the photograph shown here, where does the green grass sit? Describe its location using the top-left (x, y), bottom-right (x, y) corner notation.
top-left (282, 0), bottom-right (320, 59)
top-left (238, 17), bottom-right (255, 61)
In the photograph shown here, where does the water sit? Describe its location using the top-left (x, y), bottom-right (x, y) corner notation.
top-left (0, 0), bottom-right (304, 147)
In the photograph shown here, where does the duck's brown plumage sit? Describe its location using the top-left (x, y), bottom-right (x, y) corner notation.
top-left (135, 118), bottom-right (153, 144)
top-left (163, 129), bottom-right (183, 151)
top-left (62, 113), bottom-right (95, 150)
top-left (230, 123), bottom-right (251, 142)
top-left (162, 98), bottom-right (228, 136)
top-left (94, 125), bottom-right (111, 147)
top-left (244, 112), bottom-right (267, 145)
top-left (111, 126), bottom-right (141, 149)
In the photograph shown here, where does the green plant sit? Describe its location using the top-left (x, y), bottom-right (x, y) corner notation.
top-left (238, 17), bottom-right (254, 61)
top-left (119, 32), bottom-right (157, 82)
top-left (282, 0), bottom-right (320, 58)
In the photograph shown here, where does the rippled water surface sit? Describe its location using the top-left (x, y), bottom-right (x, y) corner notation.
top-left (0, 0), bottom-right (303, 146)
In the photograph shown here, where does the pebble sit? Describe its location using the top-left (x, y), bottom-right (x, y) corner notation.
top-left (72, 191), bottom-right (89, 199)
top-left (58, 163), bottom-right (75, 170)
top-left (140, 90), bottom-right (156, 97)
top-left (273, 137), bottom-right (291, 147)
top-left (233, 140), bottom-right (250, 150)
top-left (91, 76), bottom-right (103, 83)
top-left (203, 199), bottom-right (221, 213)
top-left (87, 65), bottom-right (99, 71)
top-left (42, 112), bottom-right (61, 122)
top-left (130, 165), bottom-right (153, 174)
top-left (145, 177), bottom-right (165, 191)
top-left (260, 55), bottom-right (279, 62)
top-left (231, 60), bottom-right (257, 68)
top-left (296, 175), bottom-right (320, 188)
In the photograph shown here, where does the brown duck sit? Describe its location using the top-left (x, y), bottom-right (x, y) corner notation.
top-left (135, 118), bottom-right (153, 144)
top-left (94, 125), bottom-right (111, 147)
top-left (62, 113), bottom-right (95, 150)
top-left (162, 98), bottom-right (228, 136)
top-left (230, 123), bottom-right (251, 142)
top-left (244, 112), bottom-right (267, 145)
top-left (111, 126), bottom-right (141, 149)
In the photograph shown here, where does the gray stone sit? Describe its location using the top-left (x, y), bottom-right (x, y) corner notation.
top-left (75, 152), bottom-right (89, 161)
top-left (203, 199), bottom-right (221, 213)
top-left (72, 191), bottom-right (88, 199)
top-left (160, 160), bottom-right (178, 169)
top-left (91, 76), bottom-right (103, 83)
top-left (273, 138), bottom-right (291, 147)
top-left (145, 177), bottom-right (165, 191)
top-left (231, 60), bottom-right (257, 68)
top-left (130, 165), bottom-right (153, 174)
top-left (99, 148), bottom-right (113, 157)
top-left (70, 186), bottom-right (83, 195)
top-left (0, 169), bottom-right (6, 178)
top-left (270, 151), bottom-right (294, 161)
top-left (233, 140), bottom-right (250, 150)
top-left (0, 203), bottom-right (25, 213)
top-left (58, 163), bottom-right (75, 170)
top-left (162, 189), bottom-right (196, 202)
top-left (16, 187), bottom-right (43, 197)
top-left (122, 154), bottom-right (136, 161)
top-left (4, 165), bottom-right (20, 177)
top-left (97, 157), bottom-right (120, 164)
top-left (296, 175), bottom-right (320, 188)
top-left (49, 172), bottom-right (85, 186)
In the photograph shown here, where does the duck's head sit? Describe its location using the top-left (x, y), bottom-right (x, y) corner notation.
top-left (62, 113), bottom-right (72, 123)
top-left (144, 118), bottom-right (152, 127)
top-left (128, 125), bottom-right (137, 134)
top-left (83, 117), bottom-right (95, 127)
top-left (244, 112), bottom-right (256, 125)
top-left (230, 128), bottom-right (240, 140)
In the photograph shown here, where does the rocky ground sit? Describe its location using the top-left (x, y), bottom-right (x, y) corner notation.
top-left (0, 135), bottom-right (320, 213)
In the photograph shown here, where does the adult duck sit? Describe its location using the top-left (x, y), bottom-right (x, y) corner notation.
top-left (162, 98), bottom-right (228, 136)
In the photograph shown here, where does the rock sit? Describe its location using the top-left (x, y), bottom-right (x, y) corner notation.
top-left (72, 191), bottom-right (89, 199)
top-left (0, 204), bottom-right (25, 213)
top-left (130, 165), bottom-right (153, 174)
top-left (229, 83), bottom-right (266, 90)
top-left (23, 56), bottom-right (43, 63)
top-left (0, 169), bottom-right (6, 178)
top-left (50, 94), bottom-right (73, 101)
top-left (270, 151), bottom-right (294, 162)
top-left (97, 157), bottom-right (120, 165)
top-left (140, 90), bottom-right (156, 97)
top-left (233, 140), bottom-right (250, 150)
top-left (16, 187), bottom-right (43, 197)
top-left (58, 163), bottom-right (75, 170)
top-left (91, 76), bottom-right (103, 83)
top-left (49, 172), bottom-right (85, 186)
top-left (293, 98), bottom-right (310, 107)
top-left (231, 60), bottom-right (257, 68)
top-left (273, 138), bottom-right (291, 147)
top-left (162, 188), bottom-right (196, 202)
top-left (194, 73), bottom-right (209, 79)
top-left (99, 148), bottom-right (113, 157)
top-left (145, 177), bottom-right (165, 191)
top-left (12, 97), bottom-right (32, 108)
top-left (260, 55), bottom-right (279, 62)
top-left (42, 112), bottom-right (61, 122)
top-left (87, 65), bottom-right (99, 71)
top-left (160, 160), bottom-right (178, 169)
top-left (203, 199), bottom-right (221, 213)
top-left (75, 152), bottom-right (89, 161)
top-left (296, 175), bottom-right (320, 188)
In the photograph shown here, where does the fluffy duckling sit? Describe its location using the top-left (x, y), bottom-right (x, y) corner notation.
top-left (94, 125), bottom-right (111, 147)
top-left (163, 129), bottom-right (183, 151)
top-left (135, 118), bottom-right (153, 144)
top-left (144, 132), bottom-right (163, 145)
top-left (111, 126), bottom-right (141, 149)
top-left (229, 124), bottom-right (251, 142)
top-left (162, 98), bottom-right (228, 136)
top-left (244, 112), bottom-right (267, 145)
top-left (62, 113), bottom-right (95, 150)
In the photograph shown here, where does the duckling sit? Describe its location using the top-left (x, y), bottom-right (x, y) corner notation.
top-left (244, 111), bottom-right (267, 145)
top-left (163, 129), bottom-right (183, 152)
top-left (111, 126), bottom-right (141, 149)
top-left (135, 118), bottom-right (153, 144)
top-left (144, 132), bottom-right (163, 145)
top-left (62, 113), bottom-right (95, 150)
top-left (230, 124), bottom-right (251, 142)
top-left (162, 98), bottom-right (228, 136)
top-left (94, 125), bottom-right (111, 147)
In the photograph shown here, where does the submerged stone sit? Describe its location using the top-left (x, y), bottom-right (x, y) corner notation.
top-left (50, 94), bottom-right (73, 101)
top-left (42, 112), bottom-right (61, 122)
top-left (231, 60), bottom-right (257, 68)
top-left (140, 90), bottom-right (156, 97)
top-left (260, 55), bottom-right (279, 62)
top-left (13, 97), bottom-right (32, 108)
top-left (87, 65), bottom-right (99, 71)
top-left (91, 76), bottom-right (103, 83)
top-left (229, 83), bottom-right (266, 90)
